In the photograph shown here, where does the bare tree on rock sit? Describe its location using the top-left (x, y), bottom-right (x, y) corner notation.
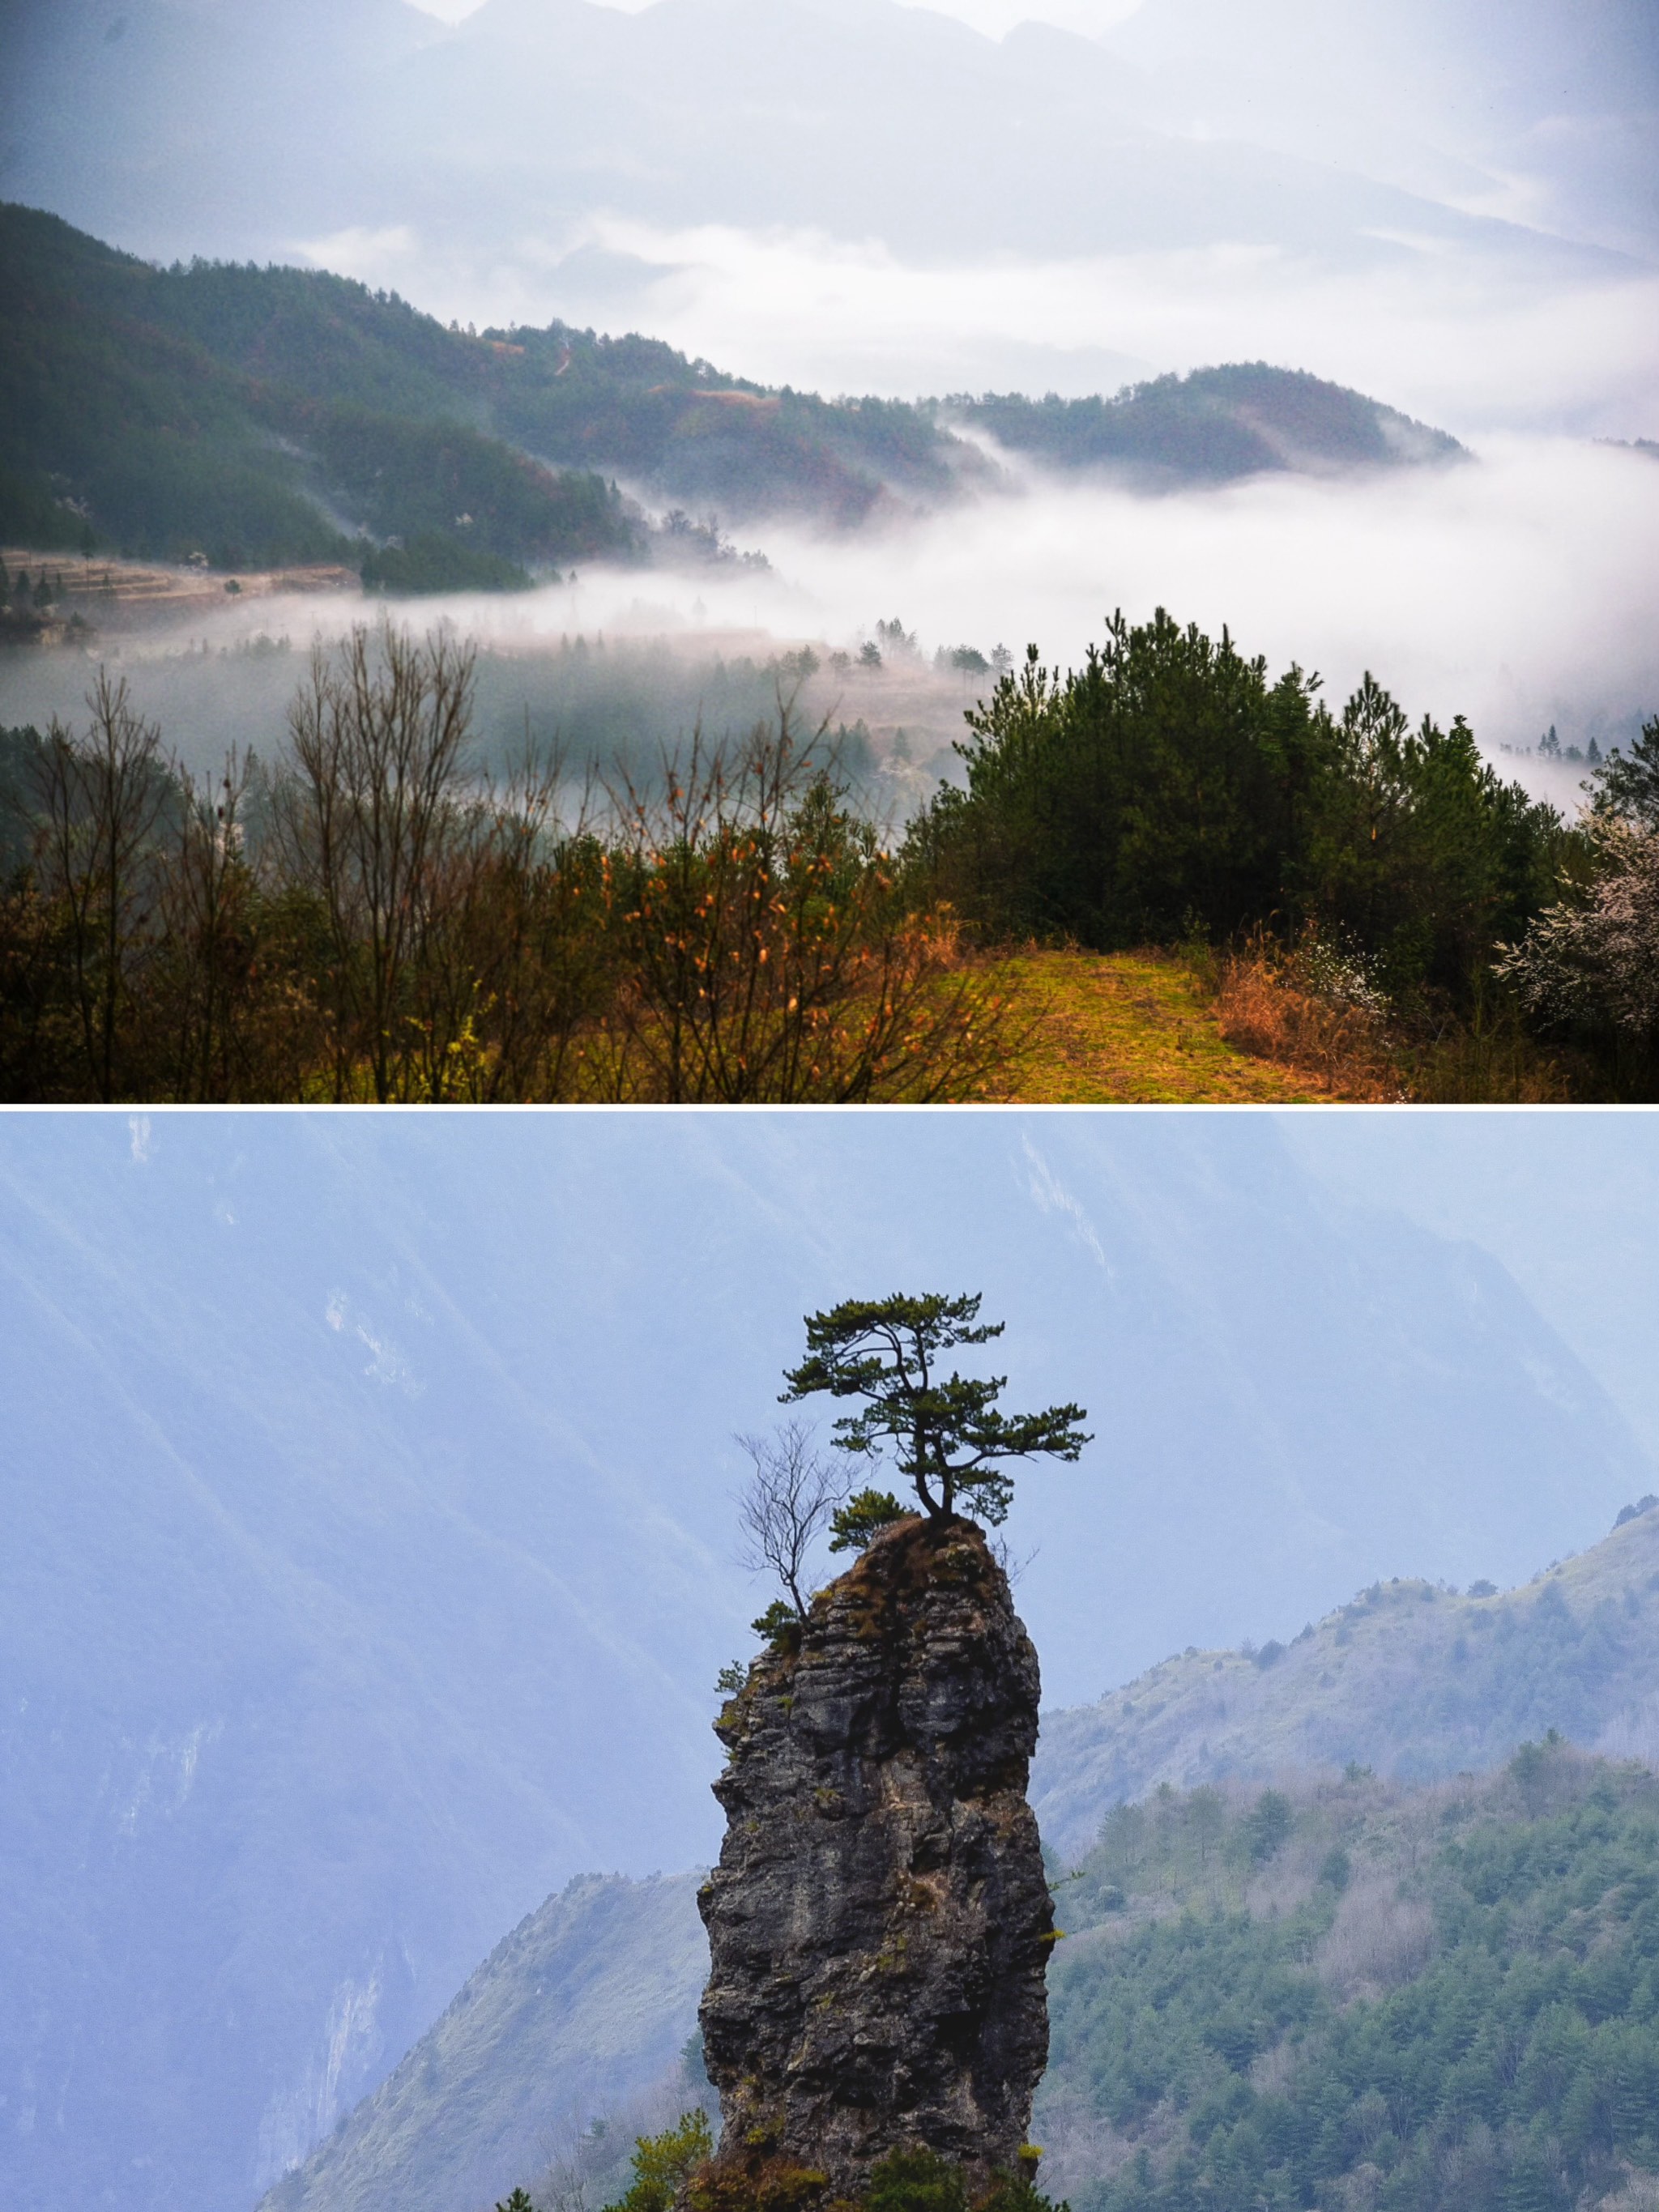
top-left (733, 1417), bottom-right (849, 1622)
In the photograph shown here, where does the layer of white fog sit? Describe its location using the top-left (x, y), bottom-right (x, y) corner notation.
top-left (6, 435), bottom-right (1654, 810)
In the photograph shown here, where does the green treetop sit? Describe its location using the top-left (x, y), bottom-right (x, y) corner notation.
top-left (780, 1292), bottom-right (1089, 1527)
top-left (1591, 711), bottom-right (1659, 829)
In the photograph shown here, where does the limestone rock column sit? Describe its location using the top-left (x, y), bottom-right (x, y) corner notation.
top-left (697, 1515), bottom-right (1051, 2194)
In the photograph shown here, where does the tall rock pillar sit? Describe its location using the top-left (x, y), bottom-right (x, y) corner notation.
top-left (697, 1514), bottom-right (1051, 2194)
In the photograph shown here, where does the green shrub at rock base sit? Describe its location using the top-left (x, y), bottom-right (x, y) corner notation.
top-left (599, 2130), bottom-right (1068, 2212)
top-left (863, 2149), bottom-right (968, 2212)
top-left (610, 2111), bottom-right (714, 2212)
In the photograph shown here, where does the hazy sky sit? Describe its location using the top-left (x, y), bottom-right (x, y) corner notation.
top-left (8, 0), bottom-right (1655, 430)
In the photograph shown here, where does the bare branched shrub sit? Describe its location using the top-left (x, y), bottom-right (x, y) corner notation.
top-left (608, 712), bottom-right (1015, 1102)
top-left (1212, 927), bottom-right (1398, 1098)
top-left (0, 650), bottom-right (1024, 1102)
top-left (34, 671), bottom-right (168, 1098)
top-left (399, 745), bottom-right (619, 1102)
top-left (1593, 1692), bottom-right (1659, 1770)
top-left (527, 2065), bottom-right (714, 2212)
top-left (272, 620), bottom-right (476, 1100)
top-left (156, 749), bottom-right (331, 1101)
top-left (161, 751), bottom-right (256, 1097)
top-left (1316, 1873), bottom-right (1432, 1999)
top-left (734, 1417), bottom-right (849, 1619)
top-left (1247, 2039), bottom-right (1298, 2096)
top-left (1595, 2167), bottom-right (1659, 2212)
top-left (1031, 2082), bottom-right (1162, 2201)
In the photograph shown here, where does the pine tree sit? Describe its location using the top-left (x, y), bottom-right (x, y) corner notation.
top-left (782, 1293), bottom-right (1089, 1525)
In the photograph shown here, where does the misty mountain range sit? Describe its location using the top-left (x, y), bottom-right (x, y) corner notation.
top-left (261, 1501), bottom-right (1659, 2212)
top-left (0, 198), bottom-right (1465, 578)
top-left (1031, 1501), bottom-right (1659, 1860)
top-left (2, 1112), bottom-right (1656, 2212)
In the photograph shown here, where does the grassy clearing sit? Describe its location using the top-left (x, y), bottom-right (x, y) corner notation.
top-left (985, 948), bottom-right (1368, 1102)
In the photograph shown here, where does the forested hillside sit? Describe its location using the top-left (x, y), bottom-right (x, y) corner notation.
top-left (0, 201), bottom-right (1468, 579)
top-left (1032, 1498), bottom-right (1659, 1862)
top-left (0, 204), bottom-right (635, 581)
top-left (957, 368), bottom-right (1461, 484)
top-left (1035, 1745), bottom-right (1659, 2212)
top-left (275, 1749), bottom-right (1659, 2212)
top-left (262, 1745), bottom-right (1659, 2212)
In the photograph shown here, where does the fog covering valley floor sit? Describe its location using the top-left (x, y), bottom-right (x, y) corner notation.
top-left (263, 1502), bottom-right (1659, 2212)
top-left (4, 194), bottom-right (1654, 809)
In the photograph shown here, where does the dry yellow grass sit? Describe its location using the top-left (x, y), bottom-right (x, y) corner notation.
top-left (983, 946), bottom-right (1372, 1102)
top-left (1209, 944), bottom-right (1401, 1101)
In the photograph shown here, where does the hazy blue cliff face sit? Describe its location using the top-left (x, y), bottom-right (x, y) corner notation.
top-left (0, 1110), bottom-right (1650, 2212)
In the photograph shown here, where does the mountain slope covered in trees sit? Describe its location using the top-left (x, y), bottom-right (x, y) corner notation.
top-left (0, 200), bottom-right (1465, 577)
top-left (267, 1754), bottom-right (1659, 2212)
top-left (957, 367), bottom-right (1461, 484)
top-left (1034, 1745), bottom-right (1659, 2212)
top-left (0, 203), bottom-right (636, 579)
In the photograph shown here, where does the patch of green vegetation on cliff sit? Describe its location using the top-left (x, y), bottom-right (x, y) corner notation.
top-left (608, 2131), bottom-right (1063, 2212)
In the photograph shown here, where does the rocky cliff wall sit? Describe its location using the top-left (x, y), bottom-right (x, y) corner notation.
top-left (697, 1515), bottom-right (1051, 2193)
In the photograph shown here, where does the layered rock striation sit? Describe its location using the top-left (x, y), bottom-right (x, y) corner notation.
top-left (697, 1515), bottom-right (1051, 2194)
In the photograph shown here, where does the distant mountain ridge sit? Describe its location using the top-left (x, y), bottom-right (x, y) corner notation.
top-left (959, 367), bottom-right (1461, 484)
top-left (0, 200), bottom-right (1465, 581)
top-left (5, 0), bottom-right (1641, 354)
top-left (1030, 1496), bottom-right (1659, 1865)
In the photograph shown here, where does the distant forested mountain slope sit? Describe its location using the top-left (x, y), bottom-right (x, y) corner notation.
top-left (0, 203), bottom-right (635, 579)
top-left (0, 200), bottom-right (1466, 576)
top-left (1034, 1745), bottom-right (1659, 2212)
top-left (957, 367), bottom-right (1462, 484)
top-left (1032, 1498), bottom-right (1659, 1864)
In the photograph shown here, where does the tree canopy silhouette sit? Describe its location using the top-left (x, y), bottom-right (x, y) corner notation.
top-left (780, 1292), bottom-right (1089, 1526)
